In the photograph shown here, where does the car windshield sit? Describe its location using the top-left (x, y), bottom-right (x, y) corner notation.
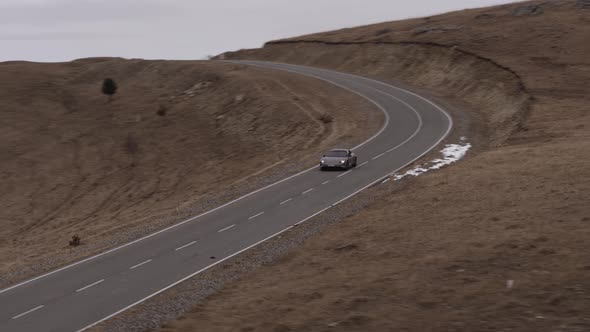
top-left (325, 150), bottom-right (348, 157)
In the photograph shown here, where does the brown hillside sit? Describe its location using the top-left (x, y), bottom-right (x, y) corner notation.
top-left (155, 1), bottom-right (590, 331)
top-left (0, 59), bottom-right (381, 285)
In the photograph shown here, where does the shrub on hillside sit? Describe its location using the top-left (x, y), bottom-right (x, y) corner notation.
top-left (69, 235), bottom-right (81, 247)
top-left (156, 105), bottom-right (167, 116)
top-left (318, 113), bottom-right (333, 124)
top-left (101, 78), bottom-right (118, 101)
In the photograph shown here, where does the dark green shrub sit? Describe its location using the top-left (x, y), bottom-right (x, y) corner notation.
top-left (101, 78), bottom-right (118, 101)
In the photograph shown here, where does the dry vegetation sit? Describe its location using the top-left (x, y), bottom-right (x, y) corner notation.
top-left (162, 1), bottom-right (590, 331)
top-left (0, 59), bottom-right (382, 285)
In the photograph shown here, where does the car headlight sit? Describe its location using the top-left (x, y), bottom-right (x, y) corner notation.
top-left (320, 160), bottom-right (325, 163)
top-left (340, 160), bottom-right (346, 164)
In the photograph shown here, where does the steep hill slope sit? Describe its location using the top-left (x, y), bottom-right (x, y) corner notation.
top-left (0, 59), bottom-right (382, 286)
top-left (155, 1), bottom-right (590, 331)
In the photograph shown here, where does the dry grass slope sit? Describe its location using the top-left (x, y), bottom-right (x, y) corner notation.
top-left (0, 59), bottom-right (382, 285)
top-left (161, 1), bottom-right (590, 331)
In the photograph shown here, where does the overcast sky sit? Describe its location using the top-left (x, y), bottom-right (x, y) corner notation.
top-left (1, 0), bottom-right (517, 62)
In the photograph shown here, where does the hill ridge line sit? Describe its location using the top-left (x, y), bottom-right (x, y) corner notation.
top-left (265, 39), bottom-right (531, 97)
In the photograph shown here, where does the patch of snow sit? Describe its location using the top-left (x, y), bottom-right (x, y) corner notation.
top-left (392, 142), bottom-right (471, 181)
top-left (507, 279), bottom-right (515, 289)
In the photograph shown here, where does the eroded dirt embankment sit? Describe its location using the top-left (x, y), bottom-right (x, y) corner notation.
top-left (223, 41), bottom-right (531, 147)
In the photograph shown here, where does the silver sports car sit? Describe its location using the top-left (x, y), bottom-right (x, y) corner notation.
top-left (320, 149), bottom-right (357, 170)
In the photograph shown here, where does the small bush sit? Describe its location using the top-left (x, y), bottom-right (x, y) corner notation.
top-left (318, 113), bottom-right (333, 124)
top-left (156, 105), bottom-right (167, 116)
top-left (101, 78), bottom-right (118, 101)
top-left (69, 235), bottom-right (81, 246)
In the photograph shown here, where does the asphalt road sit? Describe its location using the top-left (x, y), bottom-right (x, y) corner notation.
top-left (0, 61), bottom-right (452, 332)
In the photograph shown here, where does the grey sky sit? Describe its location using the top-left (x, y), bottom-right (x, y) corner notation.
top-left (1, 0), bottom-right (517, 62)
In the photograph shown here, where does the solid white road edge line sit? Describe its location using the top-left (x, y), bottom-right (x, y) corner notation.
top-left (248, 212), bottom-right (265, 220)
top-left (302, 188), bottom-right (314, 195)
top-left (175, 241), bottom-right (197, 251)
top-left (74, 224), bottom-right (298, 332)
top-left (330, 112), bottom-right (448, 208)
top-left (235, 61), bottom-right (392, 153)
top-left (76, 205), bottom-right (336, 332)
top-left (75, 63), bottom-right (453, 332)
top-left (243, 61), bottom-right (426, 156)
top-left (76, 279), bottom-right (104, 293)
top-left (250, 61), bottom-right (453, 160)
top-left (279, 198), bottom-right (292, 205)
top-left (294, 206), bottom-right (332, 226)
top-left (0, 61), bottom-right (394, 295)
top-left (129, 259), bottom-right (152, 270)
top-left (218, 225), bottom-right (236, 233)
top-left (263, 63), bottom-right (427, 182)
top-left (11, 305), bottom-right (45, 320)
top-left (258, 60), bottom-right (452, 136)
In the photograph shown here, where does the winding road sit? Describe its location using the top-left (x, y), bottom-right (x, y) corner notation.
top-left (0, 61), bottom-right (452, 332)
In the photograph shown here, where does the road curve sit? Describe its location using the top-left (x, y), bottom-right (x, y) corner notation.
top-left (0, 61), bottom-right (452, 332)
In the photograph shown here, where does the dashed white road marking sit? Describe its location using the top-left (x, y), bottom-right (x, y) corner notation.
top-left (130, 259), bottom-right (152, 270)
top-left (357, 161), bottom-right (368, 168)
top-left (12, 305), bottom-right (45, 319)
top-left (175, 241), bottom-right (197, 251)
top-left (337, 170), bottom-right (352, 178)
top-left (218, 224), bottom-right (236, 232)
top-left (302, 188), bottom-right (314, 195)
top-left (76, 279), bottom-right (104, 293)
top-left (321, 180), bottom-right (331, 185)
top-left (248, 212), bottom-right (265, 220)
top-left (372, 153), bottom-right (385, 160)
top-left (280, 198), bottom-right (292, 205)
